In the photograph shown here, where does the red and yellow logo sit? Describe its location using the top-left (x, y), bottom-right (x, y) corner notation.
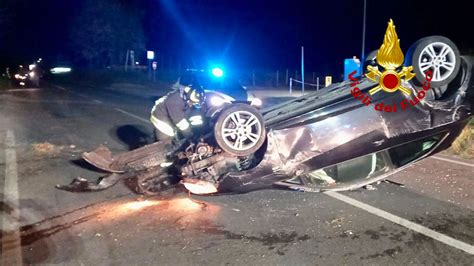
top-left (349, 19), bottom-right (433, 113)
top-left (366, 19), bottom-right (415, 96)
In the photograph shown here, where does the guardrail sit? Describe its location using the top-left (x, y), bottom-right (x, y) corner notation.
top-left (289, 78), bottom-right (324, 94)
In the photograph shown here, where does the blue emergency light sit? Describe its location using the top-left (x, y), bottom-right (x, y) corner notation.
top-left (211, 67), bottom-right (224, 78)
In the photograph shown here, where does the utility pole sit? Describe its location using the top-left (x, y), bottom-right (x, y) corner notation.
top-left (125, 50), bottom-right (130, 71)
top-left (301, 46), bottom-right (305, 93)
top-left (289, 78), bottom-right (293, 94)
top-left (130, 50), bottom-right (135, 70)
top-left (361, 0), bottom-right (367, 73)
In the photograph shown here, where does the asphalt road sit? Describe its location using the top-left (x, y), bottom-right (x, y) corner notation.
top-left (0, 82), bottom-right (473, 265)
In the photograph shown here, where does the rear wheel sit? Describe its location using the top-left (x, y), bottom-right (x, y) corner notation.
top-left (405, 36), bottom-right (460, 88)
top-left (214, 103), bottom-right (266, 156)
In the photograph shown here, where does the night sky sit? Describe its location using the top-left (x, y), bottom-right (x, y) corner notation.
top-left (1, 0), bottom-right (472, 75)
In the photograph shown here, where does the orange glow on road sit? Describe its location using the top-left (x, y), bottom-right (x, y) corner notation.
top-left (99, 199), bottom-right (162, 220)
top-left (99, 195), bottom-right (220, 226)
top-left (122, 200), bottom-right (160, 210)
top-left (171, 198), bottom-right (204, 211)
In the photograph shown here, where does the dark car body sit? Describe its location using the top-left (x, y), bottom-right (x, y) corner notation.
top-left (217, 56), bottom-right (474, 193)
top-left (177, 70), bottom-right (249, 101)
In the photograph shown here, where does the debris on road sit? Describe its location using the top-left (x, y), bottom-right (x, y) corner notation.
top-left (328, 217), bottom-right (345, 228)
top-left (31, 142), bottom-right (63, 155)
top-left (56, 174), bottom-right (125, 192)
top-left (342, 230), bottom-right (354, 236)
top-left (364, 184), bottom-right (377, 191)
top-left (383, 180), bottom-right (406, 187)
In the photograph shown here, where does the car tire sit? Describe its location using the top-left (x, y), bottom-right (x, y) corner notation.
top-left (405, 36), bottom-right (460, 88)
top-left (214, 103), bottom-right (266, 157)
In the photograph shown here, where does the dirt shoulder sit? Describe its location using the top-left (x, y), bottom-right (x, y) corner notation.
top-left (447, 122), bottom-right (474, 159)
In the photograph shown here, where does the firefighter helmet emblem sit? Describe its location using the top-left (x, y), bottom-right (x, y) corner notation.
top-left (366, 19), bottom-right (415, 96)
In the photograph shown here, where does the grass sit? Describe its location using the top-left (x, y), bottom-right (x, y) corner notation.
top-left (449, 119), bottom-right (474, 159)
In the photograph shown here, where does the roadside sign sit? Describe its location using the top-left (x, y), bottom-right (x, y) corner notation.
top-left (325, 76), bottom-right (332, 87)
top-left (152, 61), bottom-right (157, 70)
top-left (147, 51), bottom-right (155, 60)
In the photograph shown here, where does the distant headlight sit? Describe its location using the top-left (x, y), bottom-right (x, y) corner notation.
top-left (14, 74), bottom-right (27, 80)
top-left (50, 67), bottom-right (72, 74)
top-left (251, 97), bottom-right (262, 107)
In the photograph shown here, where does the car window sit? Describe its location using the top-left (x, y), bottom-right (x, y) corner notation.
top-left (286, 151), bottom-right (390, 186)
top-left (388, 133), bottom-right (447, 167)
top-left (312, 152), bottom-right (389, 184)
top-left (284, 132), bottom-right (447, 188)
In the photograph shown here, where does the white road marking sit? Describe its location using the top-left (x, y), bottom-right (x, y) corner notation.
top-left (1, 130), bottom-right (23, 265)
top-left (431, 156), bottom-right (474, 168)
top-left (53, 84), bottom-right (146, 122)
top-left (114, 108), bottom-right (149, 123)
top-left (52, 84), bottom-right (105, 105)
top-left (6, 88), bottom-right (40, 92)
top-left (325, 191), bottom-right (474, 255)
top-left (75, 92), bottom-right (88, 99)
top-left (55, 85), bottom-right (66, 91)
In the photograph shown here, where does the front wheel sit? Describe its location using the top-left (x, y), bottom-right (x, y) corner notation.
top-left (214, 103), bottom-right (266, 157)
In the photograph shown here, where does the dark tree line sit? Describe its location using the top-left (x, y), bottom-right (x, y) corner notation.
top-left (0, 2), bottom-right (12, 53)
top-left (70, 0), bottom-right (146, 67)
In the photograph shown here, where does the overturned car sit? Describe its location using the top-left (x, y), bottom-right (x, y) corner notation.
top-left (58, 23), bottom-right (474, 195)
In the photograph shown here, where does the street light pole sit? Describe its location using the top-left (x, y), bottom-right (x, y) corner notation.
top-left (301, 46), bottom-right (304, 93)
top-left (361, 0), bottom-right (367, 74)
